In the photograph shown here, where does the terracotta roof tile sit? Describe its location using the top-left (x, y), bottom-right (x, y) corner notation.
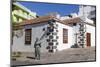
top-left (18, 15), bottom-right (95, 27)
top-left (62, 17), bottom-right (81, 25)
top-left (20, 15), bottom-right (56, 25)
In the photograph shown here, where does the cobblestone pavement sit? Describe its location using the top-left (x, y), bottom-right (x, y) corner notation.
top-left (11, 47), bottom-right (96, 66)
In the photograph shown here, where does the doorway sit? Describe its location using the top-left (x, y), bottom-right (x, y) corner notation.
top-left (86, 33), bottom-right (91, 47)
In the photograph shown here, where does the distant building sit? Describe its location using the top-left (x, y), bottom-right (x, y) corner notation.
top-left (78, 5), bottom-right (96, 24)
top-left (60, 13), bottom-right (78, 20)
top-left (12, 2), bottom-right (37, 23)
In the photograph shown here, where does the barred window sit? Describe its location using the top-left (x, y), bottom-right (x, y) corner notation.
top-left (25, 29), bottom-right (32, 45)
top-left (63, 28), bottom-right (68, 43)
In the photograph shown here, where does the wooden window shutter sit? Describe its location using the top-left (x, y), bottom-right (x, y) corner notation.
top-left (63, 28), bottom-right (68, 43)
top-left (25, 29), bottom-right (32, 45)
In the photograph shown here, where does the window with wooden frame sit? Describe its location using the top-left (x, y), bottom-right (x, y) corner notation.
top-left (63, 28), bottom-right (68, 43)
top-left (25, 29), bottom-right (32, 45)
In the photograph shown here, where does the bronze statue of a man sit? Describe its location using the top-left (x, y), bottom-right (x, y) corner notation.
top-left (34, 38), bottom-right (41, 60)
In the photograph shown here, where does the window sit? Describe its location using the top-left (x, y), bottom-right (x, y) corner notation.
top-left (25, 29), bottom-right (32, 45)
top-left (63, 28), bottom-right (68, 43)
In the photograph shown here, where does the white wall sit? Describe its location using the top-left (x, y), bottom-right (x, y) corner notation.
top-left (12, 23), bottom-right (48, 53)
top-left (12, 22), bottom-right (74, 52)
top-left (79, 6), bottom-right (91, 17)
top-left (56, 22), bottom-right (74, 51)
top-left (12, 22), bottom-right (95, 53)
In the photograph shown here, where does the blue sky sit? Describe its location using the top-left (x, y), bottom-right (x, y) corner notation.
top-left (18, 2), bottom-right (79, 16)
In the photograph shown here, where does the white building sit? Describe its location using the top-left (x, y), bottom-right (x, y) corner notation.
top-left (78, 5), bottom-right (96, 23)
top-left (12, 14), bottom-right (95, 53)
top-left (60, 13), bottom-right (78, 20)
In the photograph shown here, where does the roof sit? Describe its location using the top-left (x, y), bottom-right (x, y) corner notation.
top-left (61, 17), bottom-right (95, 26)
top-left (20, 15), bottom-right (56, 25)
top-left (19, 15), bottom-right (95, 27)
top-left (62, 17), bottom-right (81, 25)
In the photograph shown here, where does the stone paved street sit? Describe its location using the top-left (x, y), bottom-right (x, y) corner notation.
top-left (11, 47), bottom-right (96, 66)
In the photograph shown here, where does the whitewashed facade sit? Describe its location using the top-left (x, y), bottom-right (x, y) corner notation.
top-left (12, 16), bottom-right (96, 53)
top-left (12, 23), bottom-right (48, 53)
